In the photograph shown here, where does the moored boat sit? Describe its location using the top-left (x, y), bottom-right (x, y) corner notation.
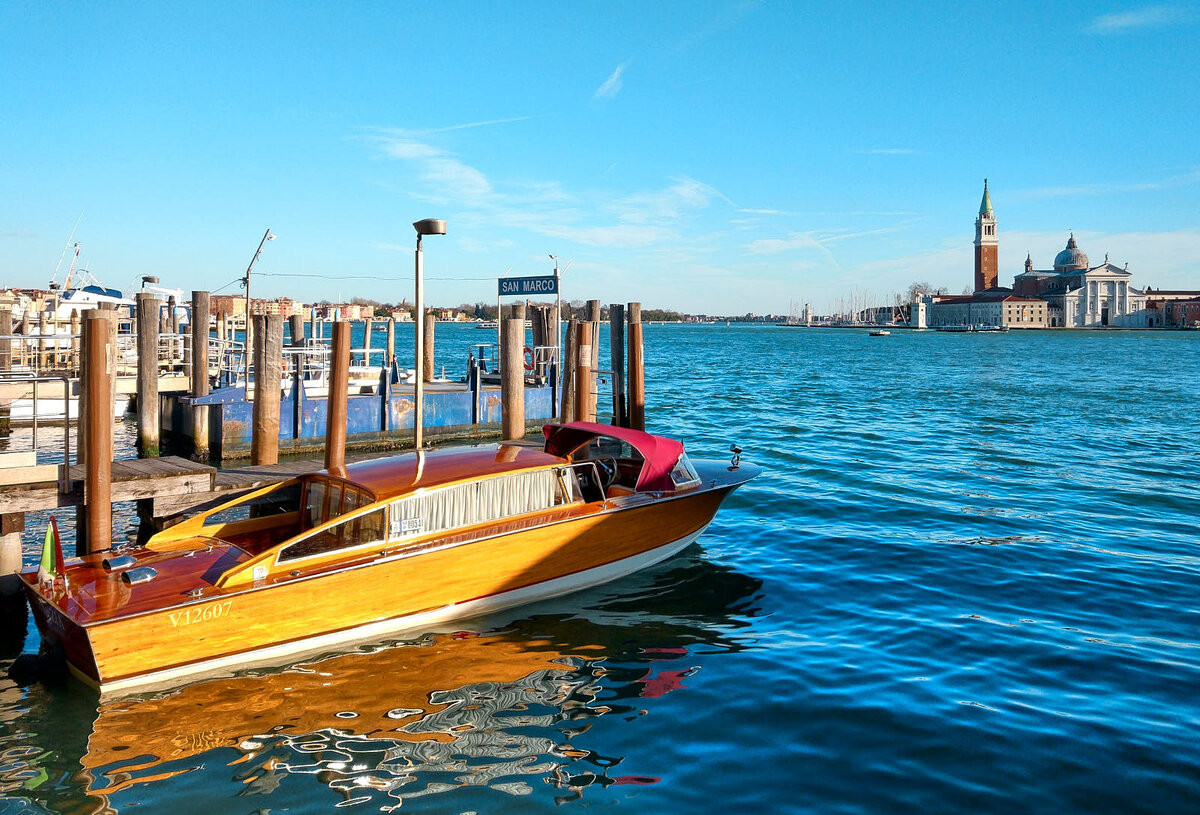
top-left (23, 421), bottom-right (759, 694)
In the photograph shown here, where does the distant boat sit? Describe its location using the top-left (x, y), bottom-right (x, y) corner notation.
top-left (936, 324), bottom-right (1008, 333)
top-left (869, 329), bottom-right (890, 337)
top-left (475, 319), bottom-right (530, 329)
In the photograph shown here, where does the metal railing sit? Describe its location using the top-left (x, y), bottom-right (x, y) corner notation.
top-left (0, 372), bottom-right (72, 492)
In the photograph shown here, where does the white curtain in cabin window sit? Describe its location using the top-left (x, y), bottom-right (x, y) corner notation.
top-left (390, 469), bottom-right (565, 541)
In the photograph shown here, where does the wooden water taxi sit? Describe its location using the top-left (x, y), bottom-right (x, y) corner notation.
top-left (23, 421), bottom-right (759, 693)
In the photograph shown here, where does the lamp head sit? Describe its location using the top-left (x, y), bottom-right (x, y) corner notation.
top-left (413, 219), bottom-right (447, 236)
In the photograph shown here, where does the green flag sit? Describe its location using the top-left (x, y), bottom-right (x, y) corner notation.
top-left (38, 523), bottom-right (55, 583)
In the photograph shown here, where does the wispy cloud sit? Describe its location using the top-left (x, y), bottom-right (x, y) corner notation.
top-left (371, 130), bottom-right (493, 202)
top-left (517, 177), bottom-right (726, 248)
top-left (594, 63), bottom-right (629, 99)
top-left (538, 223), bottom-right (675, 248)
top-left (856, 148), bottom-right (920, 155)
top-left (746, 225), bottom-right (908, 266)
top-left (608, 176), bottom-right (727, 224)
top-left (1012, 168), bottom-right (1200, 199)
top-left (419, 115), bottom-right (541, 134)
top-left (1088, 5), bottom-right (1194, 33)
top-left (367, 127), bottom-right (732, 251)
top-left (746, 231), bottom-right (841, 268)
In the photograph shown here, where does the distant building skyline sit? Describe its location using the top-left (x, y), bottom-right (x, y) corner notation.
top-left (920, 182), bottom-right (1200, 329)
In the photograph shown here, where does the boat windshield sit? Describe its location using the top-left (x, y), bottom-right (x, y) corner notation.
top-left (203, 481), bottom-right (303, 526)
top-left (301, 476), bottom-right (376, 530)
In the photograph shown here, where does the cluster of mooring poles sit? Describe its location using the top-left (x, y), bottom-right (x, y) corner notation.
top-left (0, 217), bottom-right (656, 649)
top-left (552, 300), bottom-right (646, 434)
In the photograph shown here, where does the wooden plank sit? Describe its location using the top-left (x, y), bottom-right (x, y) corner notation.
top-left (0, 452), bottom-right (37, 468)
top-left (0, 484), bottom-right (61, 514)
top-left (112, 459), bottom-right (156, 476)
top-left (111, 472), bottom-right (213, 503)
top-left (0, 464), bottom-right (60, 486)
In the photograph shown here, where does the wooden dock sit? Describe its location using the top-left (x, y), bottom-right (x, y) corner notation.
top-left (0, 449), bottom-right (407, 529)
top-left (0, 457), bottom-right (216, 514)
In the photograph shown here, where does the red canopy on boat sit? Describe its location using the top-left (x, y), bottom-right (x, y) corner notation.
top-left (542, 421), bottom-right (686, 492)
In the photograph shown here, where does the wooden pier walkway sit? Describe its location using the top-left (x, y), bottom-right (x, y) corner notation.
top-left (0, 457), bottom-right (216, 514)
top-left (0, 449), bottom-right (413, 526)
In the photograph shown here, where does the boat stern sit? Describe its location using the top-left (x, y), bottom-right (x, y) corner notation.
top-left (21, 573), bottom-right (101, 685)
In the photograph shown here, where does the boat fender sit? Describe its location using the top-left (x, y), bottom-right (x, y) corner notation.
top-left (524, 346), bottom-right (534, 371)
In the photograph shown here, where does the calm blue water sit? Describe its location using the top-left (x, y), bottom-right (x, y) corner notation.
top-left (1, 324), bottom-right (1198, 814)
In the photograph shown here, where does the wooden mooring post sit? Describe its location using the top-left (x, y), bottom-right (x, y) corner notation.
top-left (70, 310), bottom-right (81, 371)
top-left (83, 313), bottom-right (113, 554)
top-left (587, 300), bottom-right (601, 420)
top-left (136, 292), bottom-right (161, 457)
top-left (250, 315), bottom-right (283, 466)
top-left (0, 509), bottom-right (24, 651)
top-left (423, 310), bottom-right (436, 381)
top-left (325, 321), bottom-right (350, 471)
top-left (289, 313), bottom-right (305, 348)
top-left (628, 302), bottom-right (645, 431)
top-left (0, 308), bottom-right (10, 436)
top-left (574, 319), bottom-right (595, 423)
top-left (169, 296), bottom-right (180, 366)
top-left (501, 304), bottom-right (526, 440)
top-left (560, 318), bottom-right (578, 422)
top-left (609, 303), bottom-right (627, 427)
top-left (37, 312), bottom-right (49, 371)
top-left (191, 291), bottom-right (211, 460)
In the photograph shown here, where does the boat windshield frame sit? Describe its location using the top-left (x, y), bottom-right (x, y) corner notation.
top-left (543, 421), bottom-right (687, 492)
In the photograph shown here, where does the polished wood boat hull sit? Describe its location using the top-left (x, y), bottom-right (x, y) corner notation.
top-left (28, 483), bottom-right (735, 694)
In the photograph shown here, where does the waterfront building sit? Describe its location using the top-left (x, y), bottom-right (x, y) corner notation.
top-left (1013, 235), bottom-right (1148, 328)
top-left (924, 292), bottom-right (1048, 329)
top-left (1144, 288), bottom-right (1200, 328)
top-left (210, 294), bottom-right (246, 318)
top-left (921, 181), bottom-right (1167, 328)
top-left (1166, 298), bottom-right (1200, 327)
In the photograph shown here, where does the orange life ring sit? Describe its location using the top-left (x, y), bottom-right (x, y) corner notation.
top-left (523, 346), bottom-right (534, 371)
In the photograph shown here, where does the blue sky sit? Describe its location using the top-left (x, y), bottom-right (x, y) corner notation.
top-left (2, 1), bottom-right (1197, 314)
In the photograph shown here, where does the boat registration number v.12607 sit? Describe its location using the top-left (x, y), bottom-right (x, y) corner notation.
top-left (168, 601), bottom-right (233, 628)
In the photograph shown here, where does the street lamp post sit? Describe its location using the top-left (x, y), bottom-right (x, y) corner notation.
top-left (243, 228), bottom-right (275, 363)
top-left (548, 254), bottom-right (562, 406)
top-left (413, 218), bottom-right (446, 450)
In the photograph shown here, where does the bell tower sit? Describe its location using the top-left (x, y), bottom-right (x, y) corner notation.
top-left (974, 179), bottom-right (998, 291)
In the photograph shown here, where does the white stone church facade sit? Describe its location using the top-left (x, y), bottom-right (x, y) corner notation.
top-left (1013, 234), bottom-right (1148, 328)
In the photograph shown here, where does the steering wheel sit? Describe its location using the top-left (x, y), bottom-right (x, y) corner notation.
top-left (594, 457), bottom-right (618, 490)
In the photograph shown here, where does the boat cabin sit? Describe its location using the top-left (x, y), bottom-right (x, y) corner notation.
top-left (147, 422), bottom-right (702, 589)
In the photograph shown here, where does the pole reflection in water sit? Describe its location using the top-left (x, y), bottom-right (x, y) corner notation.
top-left (2, 551), bottom-right (762, 813)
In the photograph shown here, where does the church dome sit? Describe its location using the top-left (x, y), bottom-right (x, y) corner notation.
top-left (1053, 233), bottom-right (1089, 271)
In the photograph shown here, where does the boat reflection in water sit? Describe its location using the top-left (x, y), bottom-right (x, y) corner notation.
top-left (67, 553), bottom-right (764, 812)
